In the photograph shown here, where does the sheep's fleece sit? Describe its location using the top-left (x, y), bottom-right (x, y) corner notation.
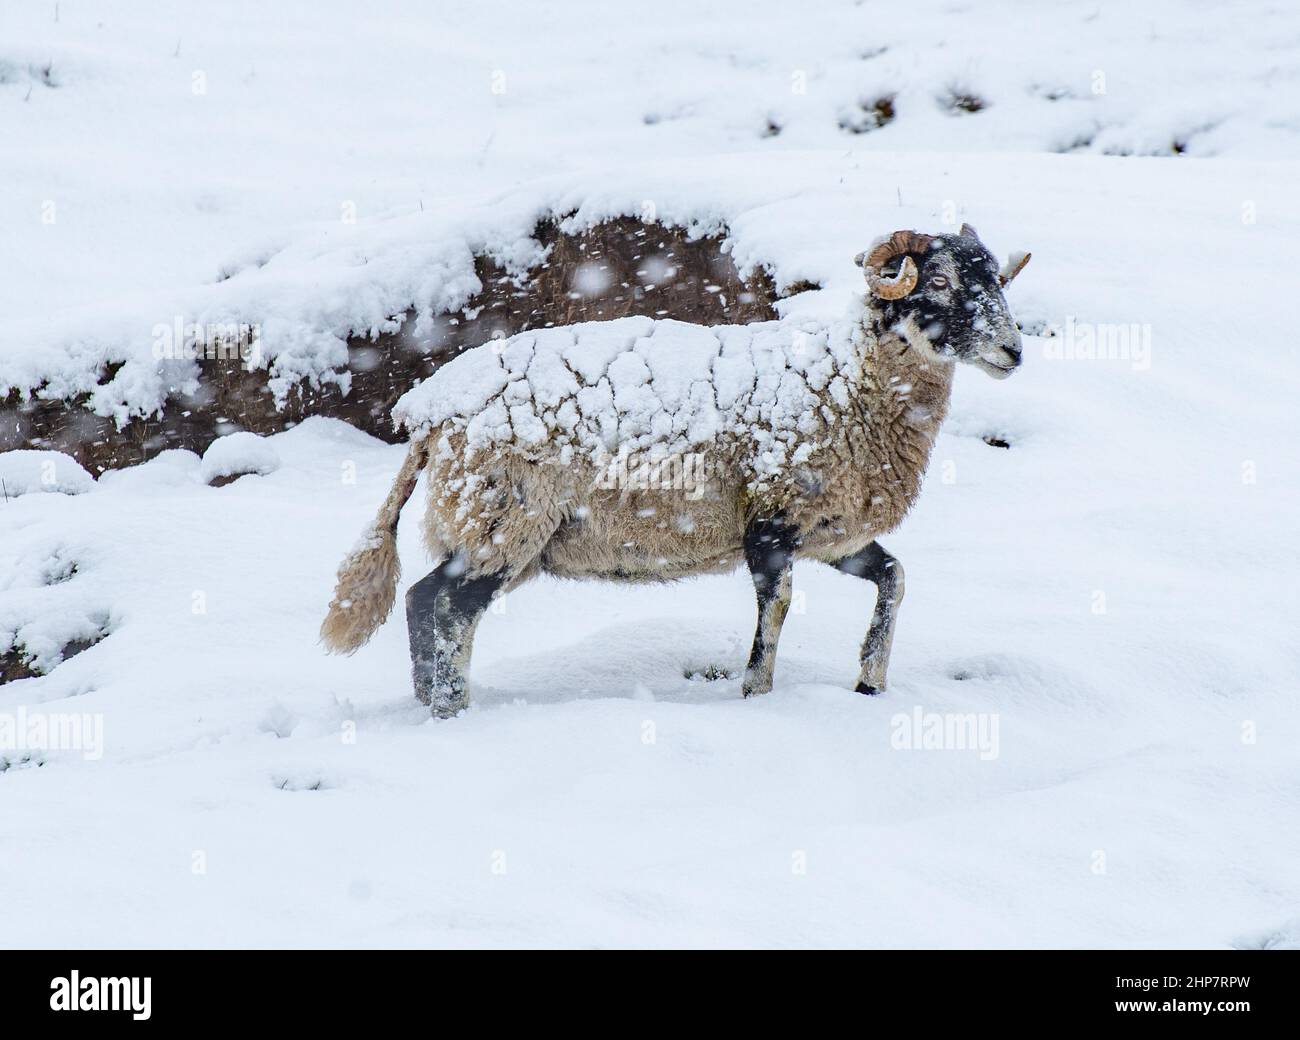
top-left (394, 308), bottom-right (869, 483)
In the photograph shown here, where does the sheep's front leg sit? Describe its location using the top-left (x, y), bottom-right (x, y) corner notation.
top-left (741, 515), bottom-right (799, 698)
top-left (834, 541), bottom-right (904, 695)
top-left (406, 556), bottom-right (504, 717)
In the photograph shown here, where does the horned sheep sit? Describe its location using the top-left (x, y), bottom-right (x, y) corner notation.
top-left (321, 225), bottom-right (1031, 716)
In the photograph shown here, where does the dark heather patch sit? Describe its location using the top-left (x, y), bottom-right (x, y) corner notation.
top-left (208, 472), bottom-right (246, 488)
top-left (942, 88), bottom-right (987, 114)
top-left (0, 630), bottom-right (107, 686)
top-left (782, 279), bottom-right (824, 296)
top-left (4, 218), bottom-right (782, 474)
top-left (0, 649), bottom-right (35, 685)
top-left (685, 664), bottom-right (735, 682)
top-left (839, 95), bottom-right (895, 134)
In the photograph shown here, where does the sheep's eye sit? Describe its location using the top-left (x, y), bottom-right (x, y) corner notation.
top-left (930, 275), bottom-right (949, 289)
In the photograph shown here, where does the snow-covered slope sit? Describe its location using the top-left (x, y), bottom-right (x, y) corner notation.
top-left (4, 0), bottom-right (1300, 415)
top-left (1, 2), bottom-right (1298, 948)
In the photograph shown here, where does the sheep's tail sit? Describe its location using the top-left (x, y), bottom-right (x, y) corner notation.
top-left (320, 436), bottom-right (432, 654)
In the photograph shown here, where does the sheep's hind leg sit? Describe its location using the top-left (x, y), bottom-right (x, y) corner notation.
top-left (741, 515), bottom-right (799, 698)
top-left (833, 541), bottom-right (904, 696)
top-left (405, 556), bottom-right (504, 717)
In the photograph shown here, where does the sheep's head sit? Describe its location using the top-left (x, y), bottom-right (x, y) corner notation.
top-left (855, 225), bottom-right (1030, 379)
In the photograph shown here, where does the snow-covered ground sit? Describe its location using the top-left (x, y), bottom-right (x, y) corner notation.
top-left (2, 2), bottom-right (1299, 947)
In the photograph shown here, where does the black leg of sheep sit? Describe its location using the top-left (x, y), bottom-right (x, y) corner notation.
top-left (405, 558), bottom-right (503, 717)
top-left (741, 515), bottom-right (800, 698)
top-left (833, 541), bottom-right (904, 695)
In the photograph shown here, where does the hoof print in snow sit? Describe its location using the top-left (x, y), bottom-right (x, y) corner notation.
top-left (10, 546), bottom-right (81, 588)
top-left (42, 554), bottom-right (79, 585)
top-left (1233, 918), bottom-right (1300, 950)
top-left (0, 752), bottom-right (46, 775)
top-left (684, 664), bottom-right (735, 682)
top-left (200, 432), bottom-right (280, 487)
top-left (1033, 84), bottom-right (1076, 103)
top-left (1054, 130), bottom-right (1097, 154)
top-left (949, 658), bottom-right (1006, 683)
top-left (273, 774), bottom-right (331, 792)
top-left (982, 434), bottom-right (1012, 449)
top-left (258, 703), bottom-right (299, 739)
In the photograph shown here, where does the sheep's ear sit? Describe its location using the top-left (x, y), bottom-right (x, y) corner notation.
top-left (960, 223), bottom-right (980, 240)
top-left (998, 251), bottom-right (1031, 286)
top-left (853, 251), bottom-right (867, 267)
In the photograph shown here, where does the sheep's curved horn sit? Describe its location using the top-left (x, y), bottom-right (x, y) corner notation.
top-left (861, 229), bottom-right (932, 300)
top-left (998, 250), bottom-right (1031, 286)
top-left (866, 256), bottom-right (919, 299)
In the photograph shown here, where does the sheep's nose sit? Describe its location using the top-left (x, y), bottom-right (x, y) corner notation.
top-left (998, 328), bottom-right (1024, 362)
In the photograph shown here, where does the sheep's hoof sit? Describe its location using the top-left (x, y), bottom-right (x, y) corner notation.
top-left (428, 694), bottom-right (468, 719)
top-left (741, 681), bottom-right (771, 699)
top-left (855, 682), bottom-right (884, 696)
top-left (416, 684), bottom-right (468, 718)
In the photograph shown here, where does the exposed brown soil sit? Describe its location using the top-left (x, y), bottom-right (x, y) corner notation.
top-left (1, 634), bottom-right (104, 685)
top-left (0, 650), bottom-right (34, 685)
top-left (1, 218), bottom-right (783, 475)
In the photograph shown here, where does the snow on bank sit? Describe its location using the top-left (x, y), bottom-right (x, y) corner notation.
top-left (4, 148), bottom-right (1296, 439)
top-left (0, 450), bottom-right (95, 497)
top-left (199, 432), bottom-right (281, 486)
top-left (4, 0), bottom-right (1300, 424)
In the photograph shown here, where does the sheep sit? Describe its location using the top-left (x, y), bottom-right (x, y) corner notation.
top-left (321, 225), bottom-right (1031, 716)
